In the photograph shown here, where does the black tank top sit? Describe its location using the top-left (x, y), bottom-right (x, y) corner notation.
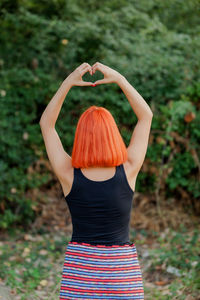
top-left (64, 163), bottom-right (134, 245)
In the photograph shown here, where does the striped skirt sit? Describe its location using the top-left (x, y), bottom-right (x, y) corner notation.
top-left (59, 241), bottom-right (144, 299)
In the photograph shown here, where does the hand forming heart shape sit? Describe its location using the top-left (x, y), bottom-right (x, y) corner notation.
top-left (65, 62), bottom-right (121, 87)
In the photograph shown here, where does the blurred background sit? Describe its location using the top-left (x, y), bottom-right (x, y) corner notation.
top-left (0, 0), bottom-right (200, 299)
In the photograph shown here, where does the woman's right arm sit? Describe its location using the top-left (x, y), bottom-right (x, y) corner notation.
top-left (117, 75), bottom-right (153, 175)
top-left (92, 62), bottom-right (153, 176)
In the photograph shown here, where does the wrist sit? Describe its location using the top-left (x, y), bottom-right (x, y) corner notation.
top-left (115, 74), bottom-right (126, 86)
top-left (62, 78), bottom-right (73, 89)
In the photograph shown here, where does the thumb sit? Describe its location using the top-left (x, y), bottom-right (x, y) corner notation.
top-left (80, 81), bottom-right (94, 86)
top-left (93, 79), bottom-right (109, 85)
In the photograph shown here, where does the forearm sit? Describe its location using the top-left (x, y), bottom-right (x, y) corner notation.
top-left (117, 75), bottom-right (153, 120)
top-left (39, 79), bottom-right (72, 127)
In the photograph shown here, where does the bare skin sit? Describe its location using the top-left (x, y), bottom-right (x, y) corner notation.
top-left (63, 161), bottom-right (135, 197)
top-left (39, 62), bottom-right (153, 198)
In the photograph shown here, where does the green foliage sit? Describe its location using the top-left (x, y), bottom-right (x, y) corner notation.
top-left (0, 0), bottom-right (199, 229)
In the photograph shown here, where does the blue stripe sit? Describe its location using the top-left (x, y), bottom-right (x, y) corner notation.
top-left (60, 281), bottom-right (144, 289)
top-left (62, 268), bottom-right (142, 277)
top-left (60, 291), bottom-right (143, 299)
top-left (60, 243), bottom-right (144, 299)
top-left (64, 258), bottom-right (140, 267)
top-left (67, 244), bottom-right (136, 254)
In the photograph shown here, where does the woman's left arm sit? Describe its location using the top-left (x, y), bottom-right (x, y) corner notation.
top-left (39, 63), bottom-right (93, 182)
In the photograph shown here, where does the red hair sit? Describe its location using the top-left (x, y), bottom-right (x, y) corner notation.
top-left (71, 105), bottom-right (128, 168)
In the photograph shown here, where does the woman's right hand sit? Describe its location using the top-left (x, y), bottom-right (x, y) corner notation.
top-left (91, 62), bottom-right (123, 85)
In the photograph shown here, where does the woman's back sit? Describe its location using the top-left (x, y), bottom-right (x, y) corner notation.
top-left (64, 163), bottom-right (134, 245)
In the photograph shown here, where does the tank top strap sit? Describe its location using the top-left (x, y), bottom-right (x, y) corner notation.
top-left (72, 166), bottom-right (83, 186)
top-left (119, 163), bottom-right (135, 194)
top-left (74, 167), bottom-right (80, 179)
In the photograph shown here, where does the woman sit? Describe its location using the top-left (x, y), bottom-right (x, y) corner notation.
top-left (39, 62), bottom-right (153, 299)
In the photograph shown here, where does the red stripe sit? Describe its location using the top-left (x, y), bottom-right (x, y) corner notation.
top-left (62, 274), bottom-right (143, 282)
top-left (64, 262), bottom-right (141, 271)
top-left (61, 286), bottom-right (144, 294)
top-left (65, 250), bottom-right (137, 260)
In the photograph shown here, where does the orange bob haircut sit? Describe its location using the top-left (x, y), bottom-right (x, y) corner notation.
top-left (71, 105), bottom-right (128, 168)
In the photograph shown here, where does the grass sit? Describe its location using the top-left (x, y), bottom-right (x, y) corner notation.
top-left (0, 225), bottom-right (199, 299)
top-left (138, 225), bottom-right (200, 299)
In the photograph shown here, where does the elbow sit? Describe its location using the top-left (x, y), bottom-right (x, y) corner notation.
top-left (148, 110), bottom-right (153, 118)
top-left (39, 117), bottom-right (55, 129)
top-left (146, 111), bottom-right (153, 119)
top-left (145, 111), bottom-right (153, 121)
top-left (39, 115), bottom-right (46, 125)
top-left (39, 119), bottom-right (45, 127)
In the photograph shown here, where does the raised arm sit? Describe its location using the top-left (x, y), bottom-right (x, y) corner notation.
top-left (92, 62), bottom-right (153, 177)
top-left (39, 63), bottom-right (94, 182)
top-left (117, 75), bottom-right (153, 176)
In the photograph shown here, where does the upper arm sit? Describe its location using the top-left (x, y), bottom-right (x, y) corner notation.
top-left (127, 115), bottom-right (153, 176)
top-left (39, 124), bottom-right (72, 182)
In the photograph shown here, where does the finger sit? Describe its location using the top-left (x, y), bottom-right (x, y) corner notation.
top-left (92, 63), bottom-right (102, 71)
top-left (80, 62), bottom-right (90, 69)
top-left (78, 63), bottom-right (91, 73)
top-left (81, 63), bottom-right (91, 71)
top-left (93, 78), bottom-right (109, 85)
top-left (83, 65), bottom-right (92, 76)
top-left (81, 65), bottom-right (92, 76)
top-left (92, 64), bottom-right (103, 75)
top-left (79, 81), bottom-right (94, 86)
top-left (76, 62), bottom-right (88, 71)
top-left (82, 63), bottom-right (91, 70)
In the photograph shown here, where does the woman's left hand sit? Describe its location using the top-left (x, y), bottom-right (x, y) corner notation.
top-left (64, 63), bottom-right (93, 87)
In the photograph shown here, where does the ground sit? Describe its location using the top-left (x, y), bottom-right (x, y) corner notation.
top-left (0, 191), bottom-right (199, 299)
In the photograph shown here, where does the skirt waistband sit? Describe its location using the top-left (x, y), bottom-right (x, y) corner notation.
top-left (68, 241), bottom-right (135, 248)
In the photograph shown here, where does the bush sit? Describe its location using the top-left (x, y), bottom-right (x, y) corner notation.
top-left (0, 0), bottom-right (199, 229)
